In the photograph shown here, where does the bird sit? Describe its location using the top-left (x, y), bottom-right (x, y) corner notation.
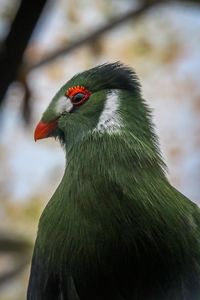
top-left (27, 62), bottom-right (200, 300)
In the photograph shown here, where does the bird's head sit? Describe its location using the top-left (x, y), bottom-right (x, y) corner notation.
top-left (34, 62), bottom-right (155, 151)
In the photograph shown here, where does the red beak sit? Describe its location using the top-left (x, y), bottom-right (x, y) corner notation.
top-left (34, 120), bottom-right (58, 141)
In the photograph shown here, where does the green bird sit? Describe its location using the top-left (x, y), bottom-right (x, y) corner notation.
top-left (27, 62), bottom-right (200, 300)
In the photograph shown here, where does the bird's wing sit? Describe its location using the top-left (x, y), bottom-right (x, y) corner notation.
top-left (27, 243), bottom-right (61, 300)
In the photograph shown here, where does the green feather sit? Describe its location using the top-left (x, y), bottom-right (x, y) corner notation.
top-left (28, 62), bottom-right (200, 300)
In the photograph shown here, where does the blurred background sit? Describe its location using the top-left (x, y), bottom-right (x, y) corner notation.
top-left (0, 0), bottom-right (200, 299)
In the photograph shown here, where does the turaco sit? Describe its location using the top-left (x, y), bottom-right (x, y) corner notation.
top-left (27, 62), bottom-right (200, 300)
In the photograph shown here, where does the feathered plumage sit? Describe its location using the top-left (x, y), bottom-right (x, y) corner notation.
top-left (28, 62), bottom-right (200, 300)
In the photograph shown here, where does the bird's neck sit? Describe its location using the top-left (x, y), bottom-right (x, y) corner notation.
top-left (38, 125), bottom-right (167, 272)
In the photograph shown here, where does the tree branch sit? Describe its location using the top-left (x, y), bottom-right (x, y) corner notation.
top-left (25, 0), bottom-right (161, 72)
top-left (0, 235), bottom-right (32, 285)
top-left (25, 0), bottom-right (200, 73)
top-left (0, 0), bottom-right (48, 108)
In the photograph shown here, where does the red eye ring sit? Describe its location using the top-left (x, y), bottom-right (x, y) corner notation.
top-left (65, 86), bottom-right (91, 107)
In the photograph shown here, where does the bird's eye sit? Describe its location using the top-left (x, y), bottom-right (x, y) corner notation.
top-left (71, 93), bottom-right (85, 104)
top-left (66, 86), bottom-right (91, 107)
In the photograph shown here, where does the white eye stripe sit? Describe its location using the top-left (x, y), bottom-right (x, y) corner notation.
top-left (95, 90), bottom-right (122, 133)
top-left (55, 96), bottom-right (73, 114)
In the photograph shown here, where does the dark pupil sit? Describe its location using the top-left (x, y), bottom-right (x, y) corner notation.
top-left (72, 93), bottom-right (85, 103)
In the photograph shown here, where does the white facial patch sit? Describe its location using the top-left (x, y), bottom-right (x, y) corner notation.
top-left (55, 96), bottom-right (73, 114)
top-left (95, 90), bottom-right (122, 133)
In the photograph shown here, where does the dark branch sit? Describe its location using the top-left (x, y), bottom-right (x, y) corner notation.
top-left (0, 256), bottom-right (30, 285)
top-left (0, 235), bottom-right (32, 285)
top-left (0, 0), bottom-right (48, 108)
